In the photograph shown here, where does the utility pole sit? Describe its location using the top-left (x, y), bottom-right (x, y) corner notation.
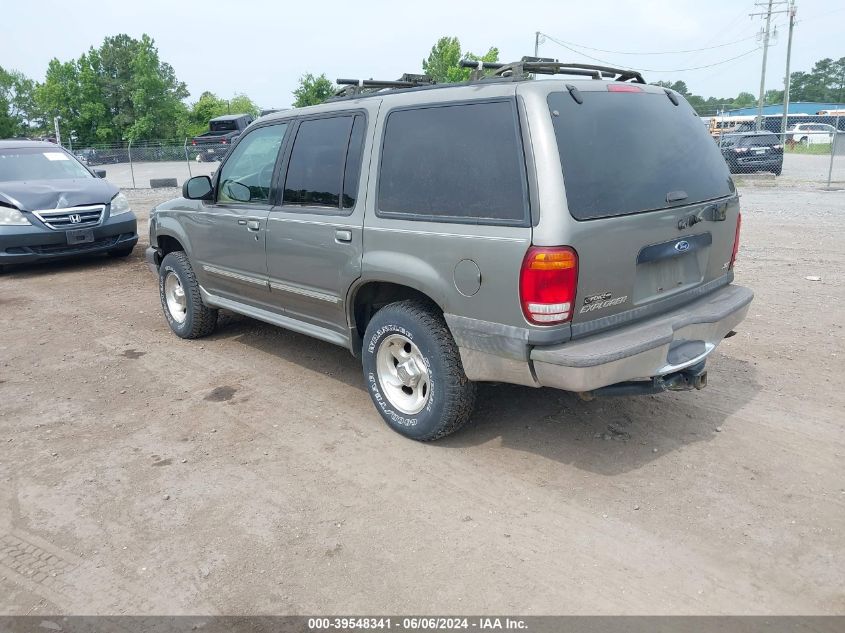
top-left (780, 0), bottom-right (797, 139)
top-left (534, 31), bottom-right (540, 57)
top-left (751, 0), bottom-right (789, 131)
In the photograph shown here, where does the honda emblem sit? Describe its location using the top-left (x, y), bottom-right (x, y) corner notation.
top-left (68, 214), bottom-right (82, 224)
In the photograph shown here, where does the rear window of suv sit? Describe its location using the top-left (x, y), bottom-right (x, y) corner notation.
top-left (548, 90), bottom-right (733, 220)
top-left (741, 134), bottom-right (779, 147)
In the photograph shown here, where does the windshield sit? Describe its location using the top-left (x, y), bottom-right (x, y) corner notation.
top-left (0, 148), bottom-right (92, 182)
top-left (548, 90), bottom-right (733, 220)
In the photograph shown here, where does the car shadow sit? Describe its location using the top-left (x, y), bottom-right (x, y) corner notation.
top-left (439, 354), bottom-right (760, 475)
top-left (208, 313), bottom-right (761, 475)
top-left (209, 311), bottom-right (364, 390)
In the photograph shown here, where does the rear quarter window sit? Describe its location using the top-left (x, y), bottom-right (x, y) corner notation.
top-left (377, 100), bottom-right (529, 225)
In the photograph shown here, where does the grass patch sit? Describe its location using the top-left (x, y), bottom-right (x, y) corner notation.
top-left (785, 143), bottom-right (833, 155)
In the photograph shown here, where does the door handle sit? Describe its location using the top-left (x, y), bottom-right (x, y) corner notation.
top-left (335, 229), bottom-right (352, 243)
top-left (246, 220), bottom-right (261, 231)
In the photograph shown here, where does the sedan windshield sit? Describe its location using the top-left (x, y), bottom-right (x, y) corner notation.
top-left (0, 148), bottom-right (92, 182)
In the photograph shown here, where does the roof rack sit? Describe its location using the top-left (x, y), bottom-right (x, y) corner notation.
top-left (334, 73), bottom-right (435, 97)
top-left (328, 58), bottom-right (646, 102)
top-left (459, 56), bottom-right (646, 84)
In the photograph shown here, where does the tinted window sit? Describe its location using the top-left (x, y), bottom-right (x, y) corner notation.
top-left (210, 120), bottom-right (237, 132)
top-left (342, 116), bottom-right (365, 208)
top-left (0, 148), bottom-right (92, 182)
top-left (283, 116), bottom-right (354, 208)
top-left (378, 101), bottom-right (527, 223)
top-left (548, 91), bottom-right (733, 220)
top-left (218, 124), bottom-right (287, 204)
top-left (741, 134), bottom-right (779, 147)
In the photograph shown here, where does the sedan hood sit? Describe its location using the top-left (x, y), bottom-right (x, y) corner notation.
top-left (0, 178), bottom-right (119, 212)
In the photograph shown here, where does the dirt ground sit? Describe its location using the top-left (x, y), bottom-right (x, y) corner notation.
top-left (0, 184), bottom-right (843, 615)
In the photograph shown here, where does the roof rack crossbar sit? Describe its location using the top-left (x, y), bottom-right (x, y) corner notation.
top-left (459, 58), bottom-right (645, 84)
top-left (333, 74), bottom-right (435, 97)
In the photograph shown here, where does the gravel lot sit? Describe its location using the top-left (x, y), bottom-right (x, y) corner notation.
top-left (0, 184), bottom-right (843, 615)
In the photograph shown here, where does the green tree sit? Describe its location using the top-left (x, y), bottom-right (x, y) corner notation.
top-left (34, 34), bottom-right (189, 145)
top-left (789, 57), bottom-right (845, 102)
top-left (652, 80), bottom-right (690, 97)
top-left (292, 73), bottom-right (335, 107)
top-left (186, 91), bottom-right (260, 136)
top-left (0, 66), bottom-right (37, 137)
top-left (764, 89), bottom-right (784, 105)
top-left (422, 36), bottom-right (499, 83)
top-left (733, 92), bottom-right (757, 108)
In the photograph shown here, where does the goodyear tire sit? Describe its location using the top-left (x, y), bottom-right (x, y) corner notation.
top-left (362, 300), bottom-right (476, 441)
top-left (158, 251), bottom-right (217, 339)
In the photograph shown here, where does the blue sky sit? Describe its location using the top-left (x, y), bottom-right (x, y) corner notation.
top-left (2, 0), bottom-right (842, 109)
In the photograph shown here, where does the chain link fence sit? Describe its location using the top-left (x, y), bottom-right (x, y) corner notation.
top-left (66, 138), bottom-right (226, 189)
top-left (710, 114), bottom-right (844, 188)
top-left (64, 115), bottom-right (845, 190)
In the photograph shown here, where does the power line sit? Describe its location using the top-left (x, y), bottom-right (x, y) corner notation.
top-left (541, 34), bottom-right (763, 73)
top-left (537, 32), bottom-right (759, 56)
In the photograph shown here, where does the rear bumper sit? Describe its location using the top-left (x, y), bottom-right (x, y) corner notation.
top-left (0, 214), bottom-right (138, 264)
top-left (530, 284), bottom-right (753, 392)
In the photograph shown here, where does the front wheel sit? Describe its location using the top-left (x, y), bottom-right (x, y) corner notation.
top-left (158, 251), bottom-right (217, 339)
top-left (362, 300), bottom-right (476, 441)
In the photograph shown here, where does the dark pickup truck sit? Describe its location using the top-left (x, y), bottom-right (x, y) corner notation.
top-left (190, 114), bottom-right (254, 162)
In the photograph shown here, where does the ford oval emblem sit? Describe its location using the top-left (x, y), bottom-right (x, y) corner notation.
top-left (674, 240), bottom-right (691, 253)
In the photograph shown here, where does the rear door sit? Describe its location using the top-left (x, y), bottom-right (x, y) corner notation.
top-left (264, 111), bottom-right (370, 340)
top-left (543, 85), bottom-right (740, 331)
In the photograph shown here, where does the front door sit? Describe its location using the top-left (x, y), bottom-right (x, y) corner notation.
top-left (265, 113), bottom-right (368, 341)
top-left (191, 122), bottom-right (289, 308)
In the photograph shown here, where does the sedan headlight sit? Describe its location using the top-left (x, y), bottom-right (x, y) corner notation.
top-left (110, 192), bottom-right (131, 216)
top-left (0, 206), bottom-right (31, 226)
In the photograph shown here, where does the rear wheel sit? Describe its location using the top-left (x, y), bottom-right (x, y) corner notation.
top-left (362, 300), bottom-right (476, 441)
top-left (158, 251), bottom-right (217, 339)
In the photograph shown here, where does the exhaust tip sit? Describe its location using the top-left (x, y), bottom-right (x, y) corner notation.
top-left (694, 371), bottom-right (708, 390)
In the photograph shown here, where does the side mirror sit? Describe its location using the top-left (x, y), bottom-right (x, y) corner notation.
top-left (183, 175), bottom-right (214, 200)
top-left (94, 169), bottom-right (107, 178)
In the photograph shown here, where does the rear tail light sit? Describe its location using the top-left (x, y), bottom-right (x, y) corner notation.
top-left (773, 144), bottom-right (783, 149)
top-left (607, 83), bottom-right (644, 93)
top-left (729, 213), bottom-right (742, 269)
top-left (519, 247), bottom-right (578, 325)
top-left (221, 139), bottom-right (227, 144)
top-left (191, 140), bottom-right (196, 145)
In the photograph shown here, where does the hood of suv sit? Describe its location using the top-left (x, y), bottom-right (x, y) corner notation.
top-left (0, 178), bottom-right (119, 212)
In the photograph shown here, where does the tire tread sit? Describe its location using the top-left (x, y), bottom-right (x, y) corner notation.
top-left (159, 251), bottom-right (217, 339)
top-left (367, 300), bottom-right (476, 441)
